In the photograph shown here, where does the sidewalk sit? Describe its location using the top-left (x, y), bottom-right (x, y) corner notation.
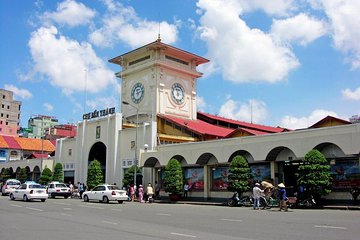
top-left (154, 198), bottom-right (360, 210)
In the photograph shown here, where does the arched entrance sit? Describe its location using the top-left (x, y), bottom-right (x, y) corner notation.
top-left (88, 142), bottom-right (107, 181)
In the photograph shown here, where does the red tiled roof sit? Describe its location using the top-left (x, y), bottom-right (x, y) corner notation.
top-left (309, 115), bottom-right (351, 129)
top-left (27, 153), bottom-right (50, 159)
top-left (226, 128), bottom-right (269, 137)
top-left (158, 114), bottom-right (234, 138)
top-left (0, 135), bottom-right (55, 152)
top-left (197, 112), bottom-right (287, 133)
top-left (2, 136), bottom-right (22, 149)
top-left (0, 136), bottom-right (9, 148)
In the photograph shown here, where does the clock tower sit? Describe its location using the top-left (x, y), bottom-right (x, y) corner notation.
top-left (109, 37), bottom-right (209, 125)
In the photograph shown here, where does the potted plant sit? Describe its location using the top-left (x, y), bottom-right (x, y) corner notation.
top-left (164, 158), bottom-right (183, 201)
top-left (227, 155), bottom-right (251, 196)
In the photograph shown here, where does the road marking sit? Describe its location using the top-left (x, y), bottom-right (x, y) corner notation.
top-left (78, 204), bottom-right (104, 210)
top-left (314, 225), bottom-right (347, 230)
top-left (171, 232), bottom-right (197, 238)
top-left (111, 209), bottom-right (123, 212)
top-left (26, 207), bottom-right (43, 212)
top-left (10, 204), bottom-right (22, 208)
top-left (61, 213), bottom-right (72, 217)
top-left (63, 208), bottom-right (72, 210)
top-left (156, 213), bottom-right (171, 216)
top-left (53, 202), bottom-right (72, 206)
top-left (102, 220), bottom-right (118, 225)
top-left (220, 218), bottom-right (243, 222)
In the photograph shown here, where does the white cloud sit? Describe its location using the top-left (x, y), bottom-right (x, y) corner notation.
top-left (319, 0), bottom-right (360, 69)
top-left (196, 0), bottom-right (299, 83)
top-left (280, 109), bottom-right (338, 129)
top-left (28, 26), bottom-right (116, 95)
top-left (342, 87), bottom-right (360, 100)
top-left (89, 0), bottom-right (178, 48)
top-left (86, 97), bottom-right (118, 110)
top-left (196, 96), bottom-right (207, 111)
top-left (219, 99), bottom-right (268, 124)
top-left (237, 0), bottom-right (296, 16)
top-left (43, 102), bottom-right (54, 111)
top-left (42, 0), bottom-right (96, 27)
top-left (271, 13), bottom-right (327, 46)
top-left (4, 84), bottom-right (32, 99)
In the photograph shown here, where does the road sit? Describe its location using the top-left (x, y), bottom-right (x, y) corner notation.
top-left (0, 196), bottom-right (359, 240)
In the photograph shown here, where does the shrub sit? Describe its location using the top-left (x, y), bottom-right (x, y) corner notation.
top-left (164, 158), bottom-right (183, 195)
top-left (227, 155), bottom-right (251, 195)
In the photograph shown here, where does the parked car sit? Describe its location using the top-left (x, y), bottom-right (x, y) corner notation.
top-left (1, 179), bottom-right (21, 196)
top-left (47, 181), bottom-right (71, 199)
top-left (82, 184), bottom-right (128, 204)
top-left (9, 182), bottom-right (47, 202)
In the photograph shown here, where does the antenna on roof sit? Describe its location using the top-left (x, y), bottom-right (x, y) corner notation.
top-left (250, 100), bottom-right (253, 124)
top-left (157, 12), bottom-right (161, 42)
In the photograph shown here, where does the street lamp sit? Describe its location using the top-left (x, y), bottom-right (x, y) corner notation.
top-left (122, 101), bottom-right (139, 188)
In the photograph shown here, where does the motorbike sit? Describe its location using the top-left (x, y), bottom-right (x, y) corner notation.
top-left (227, 192), bottom-right (253, 207)
top-left (294, 195), bottom-right (316, 208)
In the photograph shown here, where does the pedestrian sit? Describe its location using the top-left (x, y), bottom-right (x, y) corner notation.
top-left (278, 183), bottom-right (288, 211)
top-left (129, 184), bottom-right (135, 202)
top-left (78, 182), bottom-right (84, 199)
top-left (69, 181), bottom-right (74, 194)
top-left (155, 181), bottom-right (160, 199)
top-left (253, 182), bottom-right (264, 210)
top-left (138, 184), bottom-right (145, 203)
top-left (146, 183), bottom-right (154, 202)
top-left (183, 182), bottom-right (190, 198)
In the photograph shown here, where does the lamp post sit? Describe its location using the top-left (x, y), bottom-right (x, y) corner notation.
top-left (122, 101), bottom-right (139, 188)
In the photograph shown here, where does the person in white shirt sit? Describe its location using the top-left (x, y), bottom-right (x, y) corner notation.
top-left (253, 183), bottom-right (264, 210)
top-left (146, 183), bottom-right (154, 202)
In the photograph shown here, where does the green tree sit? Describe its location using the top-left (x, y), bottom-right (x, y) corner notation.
top-left (1, 168), bottom-right (11, 181)
top-left (296, 149), bottom-right (332, 203)
top-left (52, 163), bottom-right (64, 182)
top-left (87, 159), bottom-right (104, 190)
top-left (38, 167), bottom-right (53, 185)
top-left (18, 168), bottom-right (28, 183)
top-left (227, 155), bottom-right (251, 195)
top-left (163, 158), bottom-right (183, 195)
top-left (122, 165), bottom-right (142, 187)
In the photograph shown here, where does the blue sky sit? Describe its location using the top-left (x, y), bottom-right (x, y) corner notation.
top-left (1, 0), bottom-right (360, 129)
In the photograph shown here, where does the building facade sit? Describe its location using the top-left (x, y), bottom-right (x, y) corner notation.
top-left (24, 115), bottom-right (59, 139)
top-left (0, 89), bottom-right (21, 136)
top-left (3, 39), bottom-right (360, 202)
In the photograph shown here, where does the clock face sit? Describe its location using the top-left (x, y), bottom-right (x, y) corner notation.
top-left (171, 83), bottom-right (185, 104)
top-left (131, 82), bottom-right (145, 104)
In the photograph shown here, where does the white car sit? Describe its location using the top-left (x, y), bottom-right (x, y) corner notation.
top-left (47, 181), bottom-right (71, 199)
top-left (9, 182), bottom-right (47, 202)
top-left (82, 184), bottom-right (128, 204)
top-left (1, 179), bottom-right (21, 196)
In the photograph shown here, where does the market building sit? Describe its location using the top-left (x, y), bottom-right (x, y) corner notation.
top-left (2, 38), bottom-right (360, 202)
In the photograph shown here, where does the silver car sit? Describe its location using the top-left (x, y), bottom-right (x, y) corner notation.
top-left (82, 184), bottom-right (128, 204)
top-left (10, 182), bottom-right (47, 202)
top-left (1, 179), bottom-right (21, 196)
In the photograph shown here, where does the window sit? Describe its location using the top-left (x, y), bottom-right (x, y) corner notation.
top-left (129, 55), bottom-right (150, 66)
top-left (1, 104), bottom-right (4, 108)
top-left (68, 149), bottom-right (72, 156)
top-left (7, 105), bottom-right (9, 109)
top-left (2, 95), bottom-right (5, 99)
top-left (165, 55), bottom-right (189, 65)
